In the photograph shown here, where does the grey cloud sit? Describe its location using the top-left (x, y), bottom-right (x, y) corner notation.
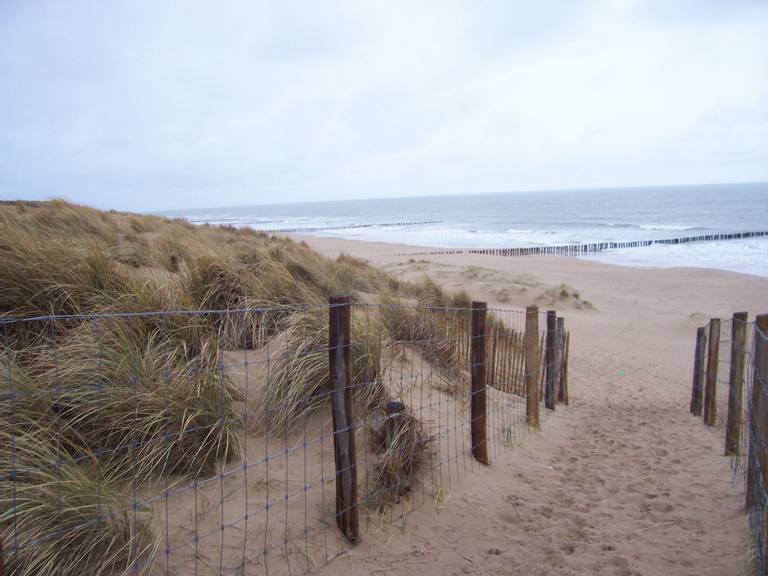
top-left (0, 0), bottom-right (766, 211)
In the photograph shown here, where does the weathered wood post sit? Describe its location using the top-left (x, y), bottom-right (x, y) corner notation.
top-left (556, 317), bottom-right (566, 403)
top-left (757, 316), bottom-right (768, 516)
top-left (747, 315), bottom-right (768, 510)
top-left (470, 301), bottom-right (490, 464)
top-left (489, 323), bottom-right (498, 391)
top-left (747, 319), bottom-right (761, 509)
top-left (328, 295), bottom-right (359, 543)
top-left (524, 305), bottom-right (540, 430)
top-left (703, 318), bottom-right (721, 426)
top-left (725, 312), bottom-right (748, 456)
top-left (539, 331), bottom-right (546, 401)
top-left (563, 331), bottom-right (570, 405)
top-left (690, 327), bottom-right (707, 416)
top-left (545, 310), bottom-right (557, 410)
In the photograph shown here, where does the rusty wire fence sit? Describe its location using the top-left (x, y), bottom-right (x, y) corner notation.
top-left (690, 312), bottom-right (768, 574)
top-left (0, 300), bottom-right (570, 576)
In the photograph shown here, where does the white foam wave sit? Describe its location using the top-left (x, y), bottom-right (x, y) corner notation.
top-left (582, 238), bottom-right (768, 277)
top-left (638, 224), bottom-right (698, 231)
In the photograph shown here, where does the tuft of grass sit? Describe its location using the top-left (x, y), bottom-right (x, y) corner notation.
top-left (365, 403), bottom-right (432, 514)
top-left (539, 282), bottom-right (594, 310)
top-left (257, 307), bottom-right (386, 432)
top-left (378, 280), bottom-right (473, 375)
top-left (0, 420), bottom-right (157, 576)
top-left (3, 323), bottom-right (242, 484)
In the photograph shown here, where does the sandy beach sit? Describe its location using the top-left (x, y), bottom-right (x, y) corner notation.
top-left (294, 235), bottom-right (768, 576)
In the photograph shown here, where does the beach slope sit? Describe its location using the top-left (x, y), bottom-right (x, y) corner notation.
top-left (305, 236), bottom-right (768, 576)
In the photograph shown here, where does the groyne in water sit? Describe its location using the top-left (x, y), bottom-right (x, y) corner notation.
top-left (395, 230), bottom-right (768, 257)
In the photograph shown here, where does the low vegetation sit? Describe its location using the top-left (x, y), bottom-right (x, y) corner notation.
top-left (0, 200), bottom-right (520, 574)
top-left (366, 403), bottom-right (433, 514)
top-left (538, 282), bottom-right (595, 310)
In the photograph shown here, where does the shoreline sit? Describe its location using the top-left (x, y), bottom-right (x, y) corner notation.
top-left (290, 233), bottom-right (768, 280)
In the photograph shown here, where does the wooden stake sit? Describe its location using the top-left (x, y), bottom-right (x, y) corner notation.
top-left (556, 317), bottom-right (566, 403)
top-left (489, 323), bottom-right (498, 391)
top-left (503, 330), bottom-right (511, 393)
top-left (514, 332), bottom-right (523, 395)
top-left (758, 316), bottom-right (768, 511)
top-left (470, 301), bottom-right (490, 464)
top-left (524, 305), bottom-right (540, 430)
top-left (563, 332), bottom-right (570, 405)
top-left (545, 310), bottom-right (557, 411)
top-left (539, 331), bottom-right (546, 401)
top-left (703, 318), bottom-right (721, 427)
top-left (725, 312), bottom-right (748, 456)
top-left (328, 295), bottom-right (359, 543)
top-left (690, 327), bottom-right (707, 416)
top-left (747, 315), bottom-right (768, 510)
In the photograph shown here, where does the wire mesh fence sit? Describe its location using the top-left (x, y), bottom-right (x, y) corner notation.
top-left (690, 312), bottom-right (768, 575)
top-left (0, 300), bottom-right (569, 576)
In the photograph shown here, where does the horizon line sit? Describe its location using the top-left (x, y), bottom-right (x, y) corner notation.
top-left (153, 180), bottom-right (768, 215)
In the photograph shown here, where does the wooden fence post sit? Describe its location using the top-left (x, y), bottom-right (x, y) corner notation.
top-left (539, 331), bottom-right (546, 402)
top-left (545, 310), bottom-right (557, 411)
top-left (328, 295), bottom-right (359, 543)
top-left (757, 315), bottom-right (768, 515)
top-left (703, 318), bottom-right (721, 427)
top-left (470, 301), bottom-right (490, 464)
top-left (556, 317), bottom-right (566, 403)
top-left (747, 315), bottom-right (768, 510)
top-left (690, 327), bottom-right (707, 416)
top-left (524, 305), bottom-right (540, 430)
top-left (725, 312), bottom-right (748, 455)
top-left (562, 332), bottom-right (570, 405)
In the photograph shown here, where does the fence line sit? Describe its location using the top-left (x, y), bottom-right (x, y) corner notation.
top-left (690, 312), bottom-right (768, 575)
top-left (0, 299), bottom-right (570, 576)
top-left (395, 230), bottom-right (768, 258)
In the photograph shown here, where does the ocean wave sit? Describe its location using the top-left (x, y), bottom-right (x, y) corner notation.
top-left (583, 238), bottom-right (768, 277)
top-left (638, 224), bottom-right (699, 231)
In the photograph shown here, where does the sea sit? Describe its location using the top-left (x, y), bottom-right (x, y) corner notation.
top-left (163, 182), bottom-right (768, 277)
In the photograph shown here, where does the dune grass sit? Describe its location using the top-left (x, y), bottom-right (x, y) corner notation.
top-left (366, 403), bottom-right (433, 514)
top-left (255, 305), bottom-right (388, 432)
top-left (0, 200), bottom-right (524, 574)
top-left (0, 416), bottom-right (157, 576)
top-left (0, 201), bottom-right (413, 574)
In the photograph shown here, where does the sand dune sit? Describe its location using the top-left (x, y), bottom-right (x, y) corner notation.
top-left (297, 236), bottom-right (768, 576)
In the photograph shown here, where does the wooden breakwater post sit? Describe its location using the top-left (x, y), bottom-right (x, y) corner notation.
top-left (328, 296), bottom-right (359, 543)
top-left (470, 301), bottom-right (490, 464)
top-left (524, 305), bottom-right (540, 430)
top-left (703, 318), bottom-right (721, 427)
top-left (545, 310), bottom-right (557, 410)
top-left (747, 314), bottom-right (768, 511)
top-left (725, 312), bottom-right (748, 456)
top-left (404, 231), bottom-right (768, 260)
top-left (690, 327), bottom-right (707, 416)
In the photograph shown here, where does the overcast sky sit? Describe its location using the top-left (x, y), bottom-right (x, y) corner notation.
top-left (0, 0), bottom-right (766, 211)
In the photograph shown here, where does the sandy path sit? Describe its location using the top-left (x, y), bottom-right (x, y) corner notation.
top-left (301, 236), bottom-right (768, 576)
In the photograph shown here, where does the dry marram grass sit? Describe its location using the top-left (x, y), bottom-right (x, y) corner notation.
top-left (0, 200), bottom-right (524, 575)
